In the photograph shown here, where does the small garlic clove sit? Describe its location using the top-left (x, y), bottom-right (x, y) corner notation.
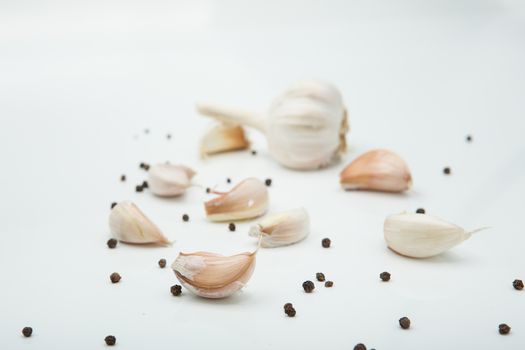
top-left (249, 208), bottom-right (310, 247)
top-left (171, 250), bottom-right (256, 298)
top-left (384, 212), bottom-right (484, 258)
top-left (109, 201), bottom-right (169, 245)
top-left (340, 149), bottom-right (412, 193)
top-left (200, 122), bottom-right (249, 157)
top-left (148, 164), bottom-right (195, 197)
top-left (204, 178), bottom-right (269, 222)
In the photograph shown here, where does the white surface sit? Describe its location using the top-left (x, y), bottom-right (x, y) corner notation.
top-left (1, 0), bottom-right (525, 349)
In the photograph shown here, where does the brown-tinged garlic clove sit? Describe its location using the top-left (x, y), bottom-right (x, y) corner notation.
top-left (200, 123), bottom-right (250, 157)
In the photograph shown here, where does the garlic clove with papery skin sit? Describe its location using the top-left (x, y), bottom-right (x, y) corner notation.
top-left (204, 178), bottom-right (269, 222)
top-left (384, 212), bottom-right (486, 258)
top-left (249, 208), bottom-right (310, 247)
top-left (109, 201), bottom-right (169, 245)
top-left (148, 164), bottom-right (196, 197)
top-left (340, 149), bottom-right (412, 193)
top-left (171, 250), bottom-right (256, 298)
top-left (196, 80), bottom-right (349, 170)
top-left (200, 122), bottom-right (249, 157)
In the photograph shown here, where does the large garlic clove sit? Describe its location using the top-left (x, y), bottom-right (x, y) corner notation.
top-left (109, 201), bottom-right (169, 245)
top-left (200, 122), bottom-right (249, 157)
top-left (148, 164), bottom-right (195, 197)
top-left (196, 80), bottom-right (348, 170)
top-left (340, 149), bottom-right (412, 193)
top-left (171, 250), bottom-right (256, 298)
top-left (249, 208), bottom-right (310, 247)
top-left (384, 212), bottom-right (485, 258)
top-left (204, 178), bottom-right (269, 222)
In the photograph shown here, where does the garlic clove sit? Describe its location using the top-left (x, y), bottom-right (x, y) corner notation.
top-left (171, 250), bottom-right (256, 298)
top-left (204, 178), bottom-right (269, 222)
top-left (148, 164), bottom-right (195, 197)
top-left (249, 208), bottom-right (310, 247)
top-left (200, 122), bottom-right (250, 157)
top-left (340, 149), bottom-right (412, 193)
top-left (384, 212), bottom-right (485, 258)
top-left (109, 201), bottom-right (169, 245)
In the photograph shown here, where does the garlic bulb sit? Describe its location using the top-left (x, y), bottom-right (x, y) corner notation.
top-left (172, 250), bottom-right (256, 298)
top-left (200, 122), bottom-right (249, 156)
top-left (109, 201), bottom-right (169, 245)
top-left (197, 80), bottom-right (348, 170)
top-left (249, 208), bottom-right (310, 247)
top-left (148, 164), bottom-right (195, 197)
top-left (340, 149), bottom-right (412, 193)
top-left (384, 212), bottom-right (485, 258)
top-left (204, 178), bottom-right (269, 221)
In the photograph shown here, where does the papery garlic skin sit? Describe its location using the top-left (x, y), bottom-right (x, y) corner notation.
top-left (109, 201), bottom-right (169, 245)
top-left (340, 149), bottom-right (412, 193)
top-left (148, 164), bottom-right (195, 197)
top-left (204, 178), bottom-right (269, 221)
top-left (249, 208), bottom-right (310, 247)
top-left (384, 213), bottom-right (478, 258)
top-left (197, 80), bottom-right (348, 170)
top-left (172, 251), bottom-right (256, 298)
top-left (200, 123), bottom-right (249, 156)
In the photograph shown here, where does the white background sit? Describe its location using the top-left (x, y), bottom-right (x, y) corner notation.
top-left (1, 0), bottom-right (524, 349)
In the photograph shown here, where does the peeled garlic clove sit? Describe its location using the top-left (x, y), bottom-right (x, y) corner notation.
top-left (200, 122), bottom-right (249, 157)
top-left (172, 250), bottom-right (256, 298)
top-left (148, 164), bottom-right (195, 197)
top-left (340, 149), bottom-right (412, 192)
top-left (249, 208), bottom-right (310, 247)
top-left (384, 212), bottom-right (484, 258)
top-left (204, 178), bottom-right (268, 222)
top-left (197, 80), bottom-right (348, 170)
top-left (109, 201), bottom-right (169, 245)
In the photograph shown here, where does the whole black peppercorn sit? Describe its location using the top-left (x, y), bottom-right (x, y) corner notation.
top-left (144, 128), bottom-right (149, 134)
top-left (226, 178), bottom-right (231, 183)
top-left (416, 208), bottom-right (425, 214)
top-left (158, 259), bottom-right (166, 268)
top-left (285, 307), bottom-right (296, 317)
top-left (513, 279), bottom-right (524, 290)
top-left (316, 272), bottom-right (325, 282)
top-left (284, 303), bottom-right (293, 311)
top-left (302, 280), bottom-right (315, 293)
top-left (265, 178), bottom-right (272, 186)
top-left (182, 214), bottom-right (189, 222)
top-left (171, 284), bottom-right (182, 296)
top-left (111, 202), bottom-right (117, 209)
top-left (399, 317), bottom-right (411, 329)
top-left (443, 167), bottom-right (451, 175)
top-left (228, 223), bottom-right (236, 232)
top-left (251, 150), bottom-right (257, 155)
top-left (139, 162), bottom-right (145, 169)
top-left (135, 185), bottom-right (143, 192)
top-left (22, 327), bottom-right (33, 337)
top-left (325, 281), bottom-right (334, 287)
top-left (499, 323), bottom-right (511, 335)
top-left (380, 271), bottom-right (391, 282)
top-left (143, 164), bottom-right (150, 171)
top-left (120, 174), bottom-right (126, 182)
top-left (353, 344), bottom-right (367, 350)
top-left (322, 238), bottom-right (331, 248)
top-left (206, 187), bottom-right (211, 193)
top-left (166, 134), bottom-right (172, 140)
top-left (105, 335), bottom-right (116, 346)
top-left (141, 180), bottom-right (148, 189)
top-left (466, 135), bottom-right (472, 142)
top-left (110, 272), bottom-right (121, 284)
top-left (107, 238), bottom-right (117, 249)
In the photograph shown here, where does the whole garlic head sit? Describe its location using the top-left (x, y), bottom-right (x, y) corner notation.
top-left (148, 164), bottom-right (195, 197)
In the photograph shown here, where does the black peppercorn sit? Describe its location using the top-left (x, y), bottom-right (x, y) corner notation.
top-left (380, 271), bottom-right (391, 282)
top-left (105, 335), bottom-right (116, 346)
top-left (251, 150), bottom-right (257, 155)
top-left (107, 238), bottom-right (117, 249)
top-left (499, 323), bottom-right (511, 335)
top-left (285, 307), bottom-right (296, 317)
top-left (182, 214), bottom-right (189, 222)
top-left (22, 327), bottom-right (33, 337)
top-left (158, 259), bottom-right (166, 268)
top-left (111, 202), bottom-right (117, 209)
top-left (144, 128), bottom-right (149, 134)
top-left (140, 162), bottom-right (145, 169)
top-left (416, 208), bottom-right (425, 214)
top-left (171, 284), bottom-right (182, 296)
top-left (110, 272), bottom-right (121, 284)
top-left (302, 280), bottom-right (315, 293)
top-left (353, 344), bottom-right (366, 350)
top-left (322, 238), bottom-right (331, 248)
top-left (316, 272), bottom-right (325, 282)
top-left (443, 167), bottom-right (451, 175)
top-left (167, 134), bottom-right (171, 140)
top-left (206, 187), bottom-right (211, 193)
top-left (228, 223), bottom-right (236, 232)
top-left (143, 164), bottom-right (150, 171)
top-left (120, 174), bottom-right (126, 182)
top-left (284, 303), bottom-right (293, 311)
top-left (513, 279), bottom-right (523, 290)
top-left (466, 135), bottom-right (472, 142)
top-left (265, 178), bottom-right (272, 186)
top-left (226, 178), bottom-right (231, 183)
top-left (399, 317), bottom-right (411, 329)
top-left (325, 281), bottom-right (334, 287)
top-left (141, 180), bottom-right (148, 189)
top-left (135, 185), bottom-right (143, 192)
